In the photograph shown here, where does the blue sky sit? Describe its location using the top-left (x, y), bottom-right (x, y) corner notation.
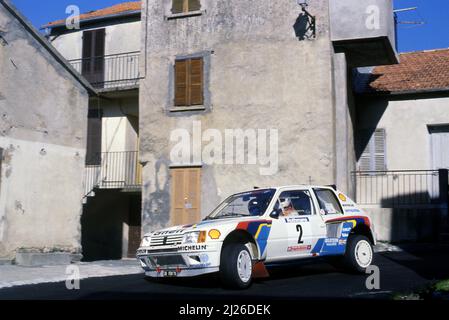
top-left (10, 0), bottom-right (449, 53)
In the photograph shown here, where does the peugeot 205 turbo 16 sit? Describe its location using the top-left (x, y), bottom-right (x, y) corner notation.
top-left (137, 186), bottom-right (376, 289)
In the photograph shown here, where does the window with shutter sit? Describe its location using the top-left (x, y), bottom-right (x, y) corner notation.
top-left (358, 129), bottom-right (387, 172)
top-left (174, 58), bottom-right (204, 107)
top-left (82, 29), bottom-right (105, 88)
top-left (171, 0), bottom-right (201, 14)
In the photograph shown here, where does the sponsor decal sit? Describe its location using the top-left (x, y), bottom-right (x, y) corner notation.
top-left (153, 229), bottom-right (184, 236)
top-left (178, 244), bottom-right (208, 252)
top-left (342, 203), bottom-right (355, 208)
top-left (284, 217), bottom-right (310, 224)
top-left (236, 220), bottom-right (272, 256)
top-left (326, 216), bottom-right (371, 228)
top-left (338, 193), bottom-right (347, 202)
top-left (208, 229), bottom-right (221, 240)
top-left (345, 208), bottom-right (362, 213)
top-left (287, 245), bottom-right (311, 252)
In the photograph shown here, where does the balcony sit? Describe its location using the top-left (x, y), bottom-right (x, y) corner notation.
top-left (69, 51), bottom-right (140, 90)
top-left (84, 151), bottom-right (142, 197)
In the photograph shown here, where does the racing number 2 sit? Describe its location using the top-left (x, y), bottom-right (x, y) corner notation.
top-left (296, 224), bottom-right (304, 244)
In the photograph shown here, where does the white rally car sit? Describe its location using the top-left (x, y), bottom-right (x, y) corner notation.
top-left (137, 186), bottom-right (376, 289)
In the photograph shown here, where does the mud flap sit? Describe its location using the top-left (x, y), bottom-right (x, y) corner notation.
top-left (252, 261), bottom-right (270, 278)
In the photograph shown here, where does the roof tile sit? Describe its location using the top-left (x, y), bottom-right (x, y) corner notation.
top-left (367, 48), bottom-right (449, 93)
top-left (44, 1), bottom-right (141, 28)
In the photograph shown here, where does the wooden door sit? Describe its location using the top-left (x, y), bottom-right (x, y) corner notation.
top-left (171, 168), bottom-right (201, 226)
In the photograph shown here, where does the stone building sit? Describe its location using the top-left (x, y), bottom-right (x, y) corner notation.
top-left (354, 49), bottom-right (449, 242)
top-left (0, 0), bottom-right (93, 264)
top-left (139, 0), bottom-right (398, 233)
top-left (43, 1), bottom-right (143, 260)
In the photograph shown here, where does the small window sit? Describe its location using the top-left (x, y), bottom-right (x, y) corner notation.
top-left (174, 58), bottom-right (203, 107)
top-left (314, 189), bottom-right (343, 215)
top-left (172, 0), bottom-right (201, 14)
top-left (358, 128), bottom-right (386, 172)
top-left (278, 190), bottom-right (314, 217)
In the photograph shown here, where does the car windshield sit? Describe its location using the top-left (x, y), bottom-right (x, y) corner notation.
top-left (205, 189), bottom-right (276, 220)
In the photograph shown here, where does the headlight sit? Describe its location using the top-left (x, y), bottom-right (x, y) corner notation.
top-left (140, 236), bottom-right (151, 247)
top-left (182, 231), bottom-right (206, 244)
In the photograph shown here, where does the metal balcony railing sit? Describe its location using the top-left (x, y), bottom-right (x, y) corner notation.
top-left (84, 151), bottom-right (142, 197)
top-left (69, 51), bottom-right (140, 90)
top-left (352, 170), bottom-right (443, 207)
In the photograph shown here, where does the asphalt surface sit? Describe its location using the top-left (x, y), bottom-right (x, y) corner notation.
top-left (1, 245), bottom-right (448, 300)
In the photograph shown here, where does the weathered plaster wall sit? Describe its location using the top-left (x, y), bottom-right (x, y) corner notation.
top-left (140, 0), bottom-right (336, 232)
top-left (51, 20), bottom-right (141, 61)
top-left (0, 4), bottom-right (89, 259)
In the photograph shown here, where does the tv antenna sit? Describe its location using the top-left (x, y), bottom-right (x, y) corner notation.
top-left (394, 7), bottom-right (425, 27)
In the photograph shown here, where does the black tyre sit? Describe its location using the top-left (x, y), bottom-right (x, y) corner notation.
top-left (219, 243), bottom-right (253, 289)
top-left (344, 235), bottom-right (374, 273)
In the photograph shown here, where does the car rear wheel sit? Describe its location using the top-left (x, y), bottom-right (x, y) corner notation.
top-left (344, 235), bottom-right (374, 273)
top-left (219, 243), bottom-right (253, 289)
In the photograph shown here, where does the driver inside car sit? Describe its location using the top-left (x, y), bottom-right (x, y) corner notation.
top-left (280, 198), bottom-right (298, 216)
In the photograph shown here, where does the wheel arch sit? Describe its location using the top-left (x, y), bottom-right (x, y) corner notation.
top-left (350, 223), bottom-right (375, 245)
top-left (221, 230), bottom-right (260, 261)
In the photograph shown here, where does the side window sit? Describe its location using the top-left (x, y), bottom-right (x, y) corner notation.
top-left (278, 190), bottom-right (313, 217)
top-left (172, 0), bottom-right (201, 14)
top-left (314, 189), bottom-right (343, 215)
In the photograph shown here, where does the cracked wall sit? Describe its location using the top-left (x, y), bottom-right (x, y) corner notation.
top-left (0, 4), bottom-right (89, 259)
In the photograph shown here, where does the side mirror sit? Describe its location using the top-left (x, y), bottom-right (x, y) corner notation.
top-left (270, 208), bottom-right (282, 219)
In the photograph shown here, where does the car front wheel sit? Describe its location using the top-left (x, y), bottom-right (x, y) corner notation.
top-left (219, 243), bottom-right (253, 289)
top-left (344, 235), bottom-right (374, 273)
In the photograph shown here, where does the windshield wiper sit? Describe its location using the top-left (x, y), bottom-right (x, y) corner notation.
top-left (218, 213), bottom-right (247, 218)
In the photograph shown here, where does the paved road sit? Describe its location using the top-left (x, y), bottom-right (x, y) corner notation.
top-left (1, 246), bottom-right (448, 300)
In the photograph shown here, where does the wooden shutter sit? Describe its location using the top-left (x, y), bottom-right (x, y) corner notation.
top-left (358, 129), bottom-right (386, 172)
top-left (82, 29), bottom-right (105, 87)
top-left (86, 109), bottom-right (103, 166)
top-left (189, 0), bottom-right (201, 11)
top-left (81, 31), bottom-right (93, 75)
top-left (172, 0), bottom-right (184, 13)
top-left (174, 58), bottom-right (204, 107)
top-left (189, 58), bottom-right (203, 105)
top-left (175, 60), bottom-right (188, 106)
top-left (373, 129), bottom-right (386, 171)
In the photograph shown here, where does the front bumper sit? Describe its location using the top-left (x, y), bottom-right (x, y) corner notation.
top-left (136, 242), bottom-right (222, 278)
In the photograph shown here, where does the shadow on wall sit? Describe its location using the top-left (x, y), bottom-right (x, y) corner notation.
top-left (293, 13), bottom-right (310, 41)
top-left (380, 193), bottom-right (442, 243)
top-left (355, 97), bottom-right (388, 162)
top-left (142, 159), bottom-right (170, 233)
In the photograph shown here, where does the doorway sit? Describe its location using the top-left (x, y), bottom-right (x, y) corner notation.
top-left (170, 167), bottom-right (202, 226)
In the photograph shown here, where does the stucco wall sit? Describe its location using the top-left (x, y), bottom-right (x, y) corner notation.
top-left (51, 20), bottom-right (141, 61)
top-left (97, 97), bottom-right (139, 153)
top-left (0, 4), bottom-right (89, 259)
top-left (357, 94), bottom-right (449, 170)
top-left (139, 0), bottom-right (337, 232)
